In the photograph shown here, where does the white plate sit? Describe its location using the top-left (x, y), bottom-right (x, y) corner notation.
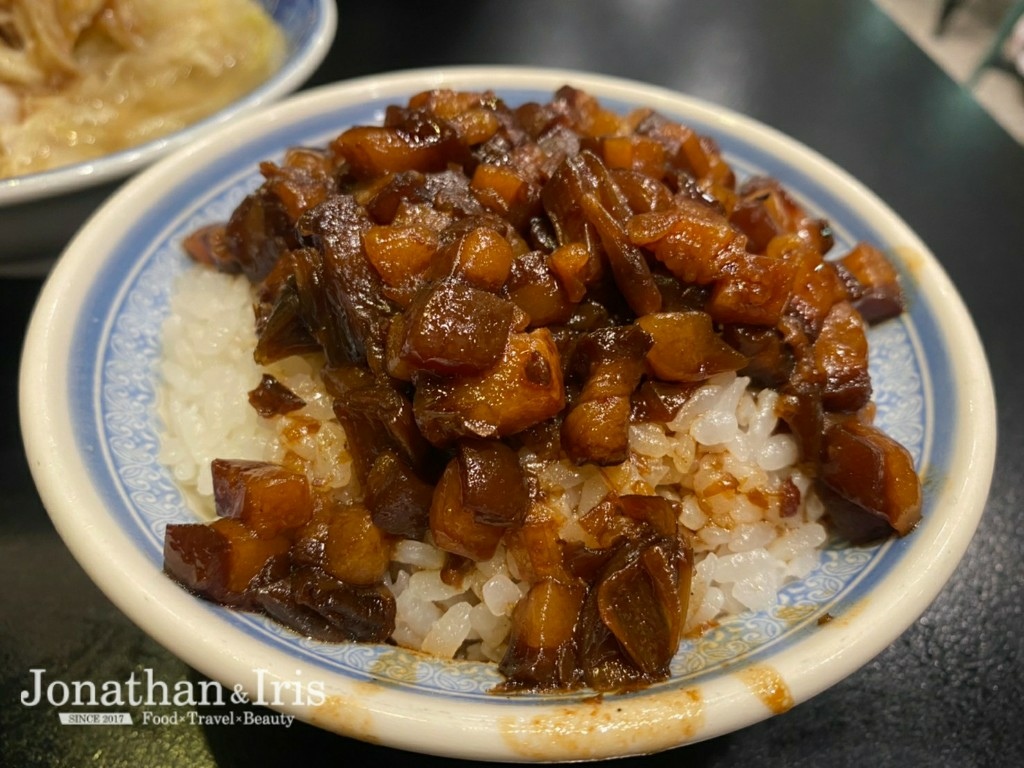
top-left (19, 67), bottom-right (996, 762)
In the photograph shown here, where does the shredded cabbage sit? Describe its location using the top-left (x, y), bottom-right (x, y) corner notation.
top-left (0, 0), bottom-right (285, 178)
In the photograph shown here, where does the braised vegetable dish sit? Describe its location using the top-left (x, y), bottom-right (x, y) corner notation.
top-left (0, 0), bottom-right (284, 178)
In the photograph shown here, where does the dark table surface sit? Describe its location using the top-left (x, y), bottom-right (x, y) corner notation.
top-left (3, 1), bottom-right (1022, 765)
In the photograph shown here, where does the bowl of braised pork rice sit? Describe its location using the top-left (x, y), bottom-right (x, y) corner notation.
top-left (19, 66), bottom-right (995, 761)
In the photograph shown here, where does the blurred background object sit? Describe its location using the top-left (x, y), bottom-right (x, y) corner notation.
top-left (875, 0), bottom-right (1024, 143)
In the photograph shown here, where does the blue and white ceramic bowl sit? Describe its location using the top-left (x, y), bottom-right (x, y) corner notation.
top-left (19, 67), bottom-right (996, 761)
top-left (0, 0), bottom-right (337, 274)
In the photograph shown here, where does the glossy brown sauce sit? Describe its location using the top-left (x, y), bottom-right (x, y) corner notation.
top-left (499, 686), bottom-right (704, 760)
top-left (737, 663), bottom-right (794, 715)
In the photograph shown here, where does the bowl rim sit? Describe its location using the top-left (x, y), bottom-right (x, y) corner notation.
top-left (19, 65), bottom-right (997, 761)
top-left (0, 0), bottom-right (337, 206)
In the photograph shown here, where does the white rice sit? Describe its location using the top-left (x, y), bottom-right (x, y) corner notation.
top-left (158, 265), bottom-right (828, 664)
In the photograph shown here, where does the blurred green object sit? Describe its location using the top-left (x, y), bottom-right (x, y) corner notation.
top-left (936, 0), bottom-right (1024, 83)
top-left (971, 0), bottom-right (1024, 83)
top-left (935, 0), bottom-right (963, 33)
